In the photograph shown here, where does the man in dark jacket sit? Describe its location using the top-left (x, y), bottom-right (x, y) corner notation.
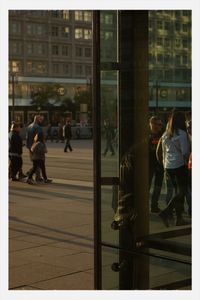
top-left (149, 116), bottom-right (164, 213)
top-left (9, 122), bottom-right (23, 181)
top-left (102, 119), bottom-right (115, 156)
top-left (63, 120), bottom-right (73, 152)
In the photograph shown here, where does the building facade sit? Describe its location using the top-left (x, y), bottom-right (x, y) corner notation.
top-left (9, 10), bottom-right (191, 124)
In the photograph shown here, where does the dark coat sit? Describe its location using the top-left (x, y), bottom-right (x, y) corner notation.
top-left (63, 124), bottom-right (72, 139)
top-left (9, 131), bottom-right (23, 156)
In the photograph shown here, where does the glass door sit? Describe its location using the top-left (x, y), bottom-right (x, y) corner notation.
top-left (93, 10), bottom-right (191, 290)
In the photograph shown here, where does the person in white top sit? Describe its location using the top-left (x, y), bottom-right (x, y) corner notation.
top-left (159, 111), bottom-right (190, 227)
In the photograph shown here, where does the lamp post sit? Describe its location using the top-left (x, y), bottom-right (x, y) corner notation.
top-left (9, 71), bottom-right (18, 122)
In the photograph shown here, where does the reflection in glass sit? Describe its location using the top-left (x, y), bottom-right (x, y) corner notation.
top-left (101, 71), bottom-right (119, 178)
top-left (100, 11), bottom-right (118, 63)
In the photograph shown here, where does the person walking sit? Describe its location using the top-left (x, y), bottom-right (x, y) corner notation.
top-left (9, 122), bottom-right (23, 181)
top-left (63, 120), bottom-right (73, 152)
top-left (26, 132), bottom-right (52, 184)
top-left (102, 119), bottom-right (115, 156)
top-left (159, 111), bottom-right (190, 227)
top-left (26, 115), bottom-right (44, 181)
top-left (149, 116), bottom-right (164, 213)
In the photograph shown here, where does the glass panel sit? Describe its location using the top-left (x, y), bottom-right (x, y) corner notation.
top-left (100, 11), bottom-right (118, 63)
top-left (101, 71), bottom-right (119, 177)
top-left (102, 246), bottom-right (119, 290)
top-left (102, 246), bottom-right (191, 290)
top-left (101, 186), bottom-right (119, 245)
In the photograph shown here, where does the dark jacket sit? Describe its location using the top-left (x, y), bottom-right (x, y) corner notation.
top-left (9, 131), bottom-right (23, 156)
top-left (26, 123), bottom-right (43, 149)
top-left (149, 132), bottom-right (163, 168)
top-left (63, 124), bottom-right (72, 139)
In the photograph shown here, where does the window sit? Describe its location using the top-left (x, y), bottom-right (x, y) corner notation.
top-left (62, 27), bottom-right (70, 38)
top-left (62, 45), bottom-right (69, 56)
top-left (164, 22), bottom-right (170, 30)
top-left (63, 64), bottom-right (70, 75)
top-left (157, 37), bottom-right (163, 46)
top-left (164, 38), bottom-right (170, 47)
top-left (27, 43), bottom-right (34, 55)
top-left (10, 22), bottom-right (21, 34)
top-left (53, 63), bottom-right (59, 74)
top-left (85, 66), bottom-right (92, 76)
top-left (85, 47), bottom-right (91, 57)
top-left (182, 55), bottom-right (188, 65)
top-left (62, 10), bottom-right (69, 20)
top-left (175, 38), bottom-right (181, 47)
top-left (10, 60), bottom-right (22, 73)
top-left (75, 11), bottom-right (83, 21)
top-left (164, 54), bottom-right (170, 64)
top-left (182, 39), bottom-right (188, 48)
top-left (84, 29), bottom-right (92, 39)
top-left (52, 45), bottom-right (59, 55)
top-left (104, 31), bottom-right (113, 40)
top-left (76, 65), bottom-right (83, 76)
top-left (157, 20), bottom-right (163, 30)
top-left (182, 24), bottom-right (188, 32)
top-left (175, 22), bottom-right (181, 31)
top-left (52, 26), bottom-right (59, 36)
top-left (75, 28), bottom-right (83, 39)
top-left (26, 23), bottom-right (45, 35)
top-left (84, 11), bottom-right (92, 22)
top-left (175, 55), bottom-right (181, 66)
top-left (105, 14), bottom-right (113, 25)
top-left (157, 54), bottom-right (163, 64)
top-left (37, 44), bottom-right (46, 55)
top-left (10, 41), bottom-right (22, 54)
top-left (51, 11), bottom-right (60, 18)
top-left (37, 62), bottom-right (47, 74)
top-left (76, 47), bottom-right (83, 57)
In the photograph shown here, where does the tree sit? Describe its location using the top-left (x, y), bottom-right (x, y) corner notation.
top-left (74, 89), bottom-right (92, 111)
top-left (30, 84), bottom-right (62, 109)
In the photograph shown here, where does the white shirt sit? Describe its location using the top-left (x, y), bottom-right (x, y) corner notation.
top-left (162, 129), bottom-right (189, 169)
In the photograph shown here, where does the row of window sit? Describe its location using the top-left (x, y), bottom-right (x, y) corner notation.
top-left (149, 10), bottom-right (191, 18)
top-left (149, 20), bottom-right (191, 32)
top-left (149, 53), bottom-right (191, 66)
top-left (149, 37), bottom-right (191, 49)
top-left (9, 10), bottom-right (92, 22)
top-left (149, 68), bottom-right (191, 81)
top-left (10, 41), bottom-right (92, 58)
top-left (9, 60), bottom-right (92, 77)
top-left (10, 22), bottom-right (92, 40)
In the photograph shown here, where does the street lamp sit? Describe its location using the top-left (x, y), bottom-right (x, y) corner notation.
top-left (9, 71), bottom-right (18, 122)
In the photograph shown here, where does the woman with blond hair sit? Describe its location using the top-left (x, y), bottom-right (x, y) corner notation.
top-left (159, 111), bottom-right (190, 226)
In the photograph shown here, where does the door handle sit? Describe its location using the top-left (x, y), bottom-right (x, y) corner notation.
top-left (111, 260), bottom-right (128, 272)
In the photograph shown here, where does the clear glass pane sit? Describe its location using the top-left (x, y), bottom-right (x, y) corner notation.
top-left (101, 186), bottom-right (119, 245)
top-left (100, 11), bottom-right (118, 63)
top-left (101, 71), bottom-right (119, 177)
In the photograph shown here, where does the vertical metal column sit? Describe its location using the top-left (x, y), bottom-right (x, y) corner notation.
top-left (92, 10), bottom-right (102, 290)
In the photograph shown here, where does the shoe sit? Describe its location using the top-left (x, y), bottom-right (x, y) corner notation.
top-left (151, 207), bottom-right (161, 213)
top-left (26, 178), bottom-right (35, 185)
top-left (35, 177), bottom-right (44, 183)
top-left (18, 174), bottom-right (27, 180)
top-left (44, 179), bottom-right (52, 183)
top-left (159, 211), bottom-right (169, 227)
top-left (64, 150), bottom-right (68, 152)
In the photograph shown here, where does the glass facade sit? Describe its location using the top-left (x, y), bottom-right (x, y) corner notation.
top-left (94, 10), bottom-right (191, 290)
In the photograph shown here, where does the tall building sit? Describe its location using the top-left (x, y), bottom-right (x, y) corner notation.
top-left (9, 10), bottom-right (93, 124)
top-left (9, 10), bottom-right (191, 124)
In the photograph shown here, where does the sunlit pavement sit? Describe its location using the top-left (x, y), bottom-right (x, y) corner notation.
top-left (9, 139), bottom-right (94, 290)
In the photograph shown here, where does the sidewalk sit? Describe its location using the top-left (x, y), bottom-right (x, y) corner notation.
top-left (9, 140), bottom-right (94, 290)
